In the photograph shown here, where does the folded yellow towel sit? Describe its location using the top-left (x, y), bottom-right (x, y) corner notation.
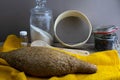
top-left (0, 35), bottom-right (120, 80)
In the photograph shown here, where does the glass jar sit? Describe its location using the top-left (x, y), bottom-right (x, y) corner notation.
top-left (30, 0), bottom-right (53, 44)
top-left (19, 31), bottom-right (28, 47)
top-left (93, 25), bottom-right (119, 51)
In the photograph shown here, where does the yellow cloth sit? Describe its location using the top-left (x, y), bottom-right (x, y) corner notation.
top-left (0, 35), bottom-right (26, 80)
top-left (0, 35), bottom-right (21, 52)
top-left (0, 35), bottom-right (120, 80)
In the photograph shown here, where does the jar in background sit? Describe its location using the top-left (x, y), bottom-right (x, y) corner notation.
top-left (30, 0), bottom-right (53, 44)
top-left (93, 25), bottom-right (119, 51)
top-left (19, 31), bottom-right (28, 47)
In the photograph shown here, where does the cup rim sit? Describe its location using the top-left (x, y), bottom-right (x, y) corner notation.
top-left (54, 10), bottom-right (92, 48)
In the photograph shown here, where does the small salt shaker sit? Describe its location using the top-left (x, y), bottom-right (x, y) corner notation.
top-left (19, 31), bottom-right (28, 47)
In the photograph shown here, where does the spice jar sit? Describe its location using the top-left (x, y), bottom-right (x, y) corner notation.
top-left (93, 25), bottom-right (118, 51)
top-left (19, 31), bottom-right (29, 47)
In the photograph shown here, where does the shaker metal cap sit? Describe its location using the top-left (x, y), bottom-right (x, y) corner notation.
top-left (20, 31), bottom-right (27, 36)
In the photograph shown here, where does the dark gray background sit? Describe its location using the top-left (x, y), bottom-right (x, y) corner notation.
top-left (0, 0), bottom-right (120, 42)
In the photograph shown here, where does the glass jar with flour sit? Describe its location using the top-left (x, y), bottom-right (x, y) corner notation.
top-left (30, 0), bottom-right (53, 45)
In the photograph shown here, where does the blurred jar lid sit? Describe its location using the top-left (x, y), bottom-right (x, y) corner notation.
top-left (93, 25), bottom-right (118, 34)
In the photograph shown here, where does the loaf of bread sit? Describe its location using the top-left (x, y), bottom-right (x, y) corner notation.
top-left (0, 47), bottom-right (97, 77)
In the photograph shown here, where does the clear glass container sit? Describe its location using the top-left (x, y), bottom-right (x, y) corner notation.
top-left (30, 0), bottom-right (53, 43)
top-left (93, 25), bottom-right (119, 51)
top-left (19, 31), bottom-right (28, 47)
